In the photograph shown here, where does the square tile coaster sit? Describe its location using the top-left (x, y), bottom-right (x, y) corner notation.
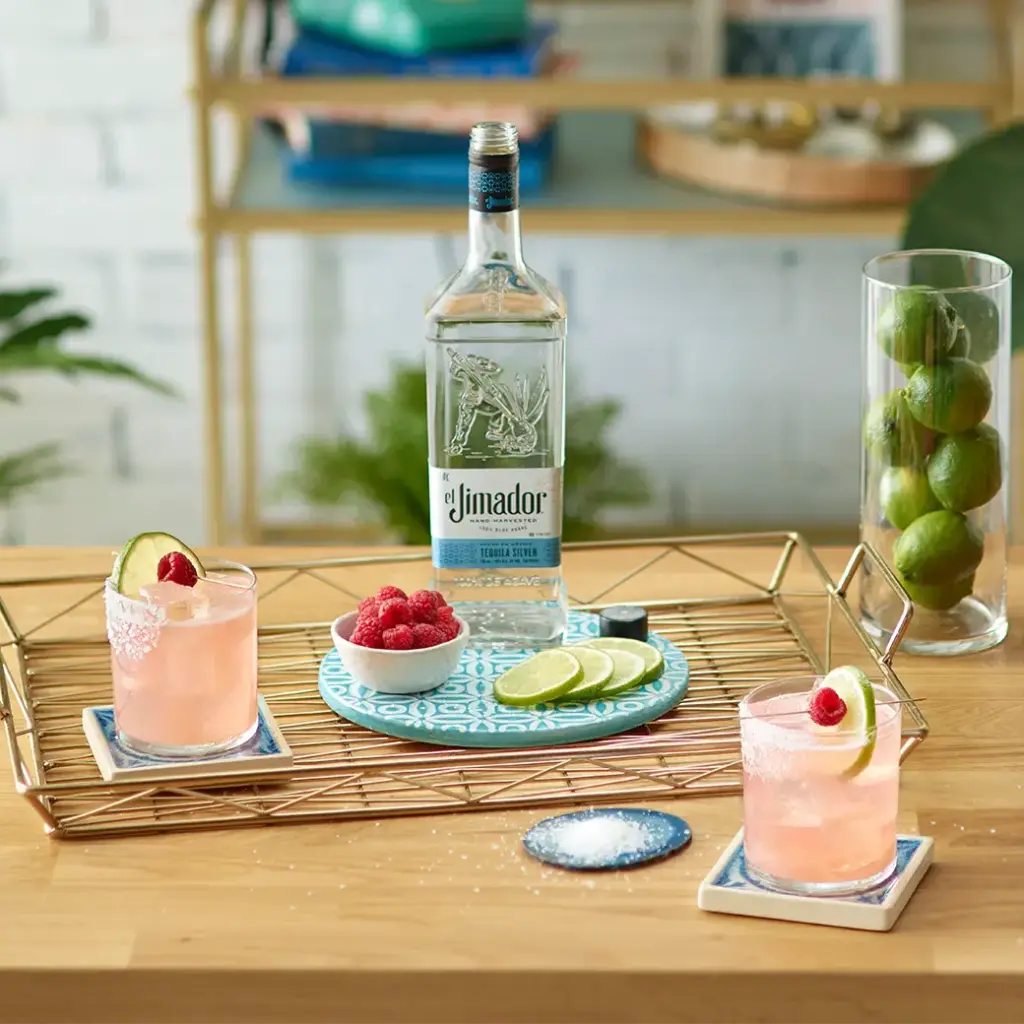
top-left (82, 695), bottom-right (293, 784)
top-left (697, 830), bottom-right (934, 932)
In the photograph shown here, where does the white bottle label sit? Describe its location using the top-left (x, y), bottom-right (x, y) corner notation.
top-left (429, 466), bottom-right (562, 570)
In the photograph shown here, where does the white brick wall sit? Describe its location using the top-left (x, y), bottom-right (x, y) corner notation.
top-left (0, 0), bottom-right (94, 42)
top-left (0, 0), bottom-right (1000, 546)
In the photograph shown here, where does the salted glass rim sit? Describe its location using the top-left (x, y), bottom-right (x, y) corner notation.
top-left (863, 248), bottom-right (1011, 295)
top-left (104, 556), bottom-right (257, 607)
top-left (739, 674), bottom-right (902, 742)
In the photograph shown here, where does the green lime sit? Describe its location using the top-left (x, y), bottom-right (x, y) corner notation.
top-left (947, 324), bottom-right (971, 359)
top-left (555, 646), bottom-right (614, 702)
top-left (580, 636), bottom-right (665, 683)
top-left (948, 290), bottom-right (1000, 364)
top-left (904, 359), bottom-right (992, 433)
top-left (898, 361), bottom-right (921, 380)
top-left (880, 466), bottom-right (940, 530)
top-left (927, 424), bottom-right (1003, 512)
top-left (895, 569), bottom-right (975, 612)
top-left (595, 649), bottom-right (649, 697)
top-left (492, 649), bottom-right (584, 707)
top-left (893, 509), bottom-right (984, 586)
top-left (863, 390), bottom-right (935, 467)
top-left (114, 532), bottom-right (205, 599)
top-left (817, 665), bottom-right (877, 779)
top-left (877, 287), bottom-right (959, 366)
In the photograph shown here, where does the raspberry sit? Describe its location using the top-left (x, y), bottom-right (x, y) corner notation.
top-left (435, 605), bottom-right (455, 623)
top-left (408, 590), bottom-right (438, 624)
top-left (358, 595), bottom-right (379, 617)
top-left (378, 597), bottom-right (413, 629)
top-left (437, 618), bottom-right (460, 642)
top-left (157, 551), bottom-right (198, 588)
top-left (350, 618), bottom-right (383, 648)
top-left (376, 585), bottom-right (407, 603)
top-left (411, 623), bottom-right (445, 649)
top-left (382, 624), bottom-right (415, 650)
top-left (429, 590), bottom-right (447, 608)
top-left (808, 686), bottom-right (847, 727)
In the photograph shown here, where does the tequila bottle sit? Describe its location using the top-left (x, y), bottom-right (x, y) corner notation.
top-left (425, 122), bottom-right (568, 649)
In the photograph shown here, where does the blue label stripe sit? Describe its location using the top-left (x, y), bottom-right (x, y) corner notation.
top-left (433, 538), bottom-right (560, 570)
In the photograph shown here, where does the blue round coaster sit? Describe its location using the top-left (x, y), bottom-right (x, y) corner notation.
top-left (522, 808), bottom-right (692, 871)
top-left (318, 609), bottom-right (689, 749)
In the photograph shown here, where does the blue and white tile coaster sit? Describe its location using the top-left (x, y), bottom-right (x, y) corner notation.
top-left (82, 694), bottom-right (293, 784)
top-left (697, 831), bottom-right (934, 932)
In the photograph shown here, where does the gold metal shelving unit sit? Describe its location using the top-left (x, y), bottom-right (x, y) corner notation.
top-left (193, 0), bottom-right (1020, 545)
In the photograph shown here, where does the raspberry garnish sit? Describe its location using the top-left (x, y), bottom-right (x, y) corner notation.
top-left (156, 551), bottom-right (198, 588)
top-left (382, 624), bottom-right (415, 650)
top-left (350, 617), bottom-right (383, 648)
top-left (378, 597), bottom-right (413, 629)
top-left (376, 585), bottom-right (407, 603)
top-left (408, 590), bottom-right (438, 624)
top-left (809, 686), bottom-right (847, 727)
top-left (411, 623), bottom-right (445, 649)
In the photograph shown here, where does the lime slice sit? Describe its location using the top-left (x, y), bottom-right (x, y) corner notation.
top-left (493, 650), bottom-right (584, 707)
top-left (114, 532), bottom-right (205, 599)
top-left (818, 665), bottom-right (878, 779)
top-left (555, 647), bottom-right (614, 701)
top-left (595, 648), bottom-right (648, 697)
top-left (580, 636), bottom-right (664, 683)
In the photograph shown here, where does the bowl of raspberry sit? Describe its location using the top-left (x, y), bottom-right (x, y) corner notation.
top-left (330, 585), bottom-right (468, 694)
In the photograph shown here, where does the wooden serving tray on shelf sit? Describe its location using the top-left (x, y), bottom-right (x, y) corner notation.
top-left (638, 116), bottom-right (947, 207)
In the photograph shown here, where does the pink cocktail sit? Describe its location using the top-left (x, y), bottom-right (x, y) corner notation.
top-left (105, 560), bottom-right (258, 758)
top-left (740, 676), bottom-right (901, 896)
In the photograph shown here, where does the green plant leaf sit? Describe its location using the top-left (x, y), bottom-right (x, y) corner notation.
top-left (278, 362), bottom-right (651, 543)
top-left (0, 288), bottom-right (55, 322)
top-left (0, 443), bottom-right (70, 502)
top-left (903, 122), bottom-right (1024, 351)
top-left (0, 347), bottom-right (177, 395)
top-left (0, 313), bottom-right (91, 351)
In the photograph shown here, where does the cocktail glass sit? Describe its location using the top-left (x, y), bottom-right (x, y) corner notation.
top-left (104, 559), bottom-right (259, 758)
top-left (739, 675), bottom-right (901, 896)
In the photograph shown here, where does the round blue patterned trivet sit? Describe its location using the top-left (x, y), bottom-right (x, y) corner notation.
top-left (523, 808), bottom-right (692, 871)
top-left (317, 609), bottom-right (688, 749)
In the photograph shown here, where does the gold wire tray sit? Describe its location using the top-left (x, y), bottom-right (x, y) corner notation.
top-left (0, 534), bottom-right (926, 839)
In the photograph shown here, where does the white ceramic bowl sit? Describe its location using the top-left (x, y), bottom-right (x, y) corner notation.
top-left (330, 610), bottom-right (469, 694)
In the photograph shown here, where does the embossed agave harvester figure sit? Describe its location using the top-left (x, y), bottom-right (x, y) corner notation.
top-left (445, 348), bottom-right (550, 458)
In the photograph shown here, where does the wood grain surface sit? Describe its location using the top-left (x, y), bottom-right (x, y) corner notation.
top-left (0, 545), bottom-right (1022, 1024)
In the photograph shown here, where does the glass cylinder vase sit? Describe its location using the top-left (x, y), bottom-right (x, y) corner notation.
top-left (860, 249), bottom-right (1011, 656)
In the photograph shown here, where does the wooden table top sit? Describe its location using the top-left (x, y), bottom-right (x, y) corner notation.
top-left (0, 544), bottom-right (1022, 1024)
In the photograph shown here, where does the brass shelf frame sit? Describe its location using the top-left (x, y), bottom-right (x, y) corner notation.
top-left (192, 0), bottom-right (1020, 544)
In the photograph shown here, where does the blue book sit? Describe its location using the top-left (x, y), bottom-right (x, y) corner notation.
top-left (298, 120), bottom-right (555, 159)
top-left (286, 150), bottom-right (551, 193)
top-left (282, 21), bottom-right (556, 78)
top-left (285, 127), bottom-right (555, 192)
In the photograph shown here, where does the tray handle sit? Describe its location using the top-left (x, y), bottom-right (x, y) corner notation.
top-left (835, 542), bottom-right (913, 667)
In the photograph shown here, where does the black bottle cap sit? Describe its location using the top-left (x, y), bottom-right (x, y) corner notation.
top-left (598, 605), bottom-right (649, 642)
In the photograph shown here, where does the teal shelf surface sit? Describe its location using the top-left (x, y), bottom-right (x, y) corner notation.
top-left (221, 111), bottom-right (987, 235)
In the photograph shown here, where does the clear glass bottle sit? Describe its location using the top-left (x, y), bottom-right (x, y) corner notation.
top-left (425, 122), bottom-right (568, 650)
top-left (860, 249), bottom-right (1012, 656)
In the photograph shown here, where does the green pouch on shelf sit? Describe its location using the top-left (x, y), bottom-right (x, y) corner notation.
top-left (290, 0), bottom-right (529, 57)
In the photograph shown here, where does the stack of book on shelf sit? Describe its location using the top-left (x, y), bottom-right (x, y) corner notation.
top-left (268, 2), bottom-right (568, 193)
